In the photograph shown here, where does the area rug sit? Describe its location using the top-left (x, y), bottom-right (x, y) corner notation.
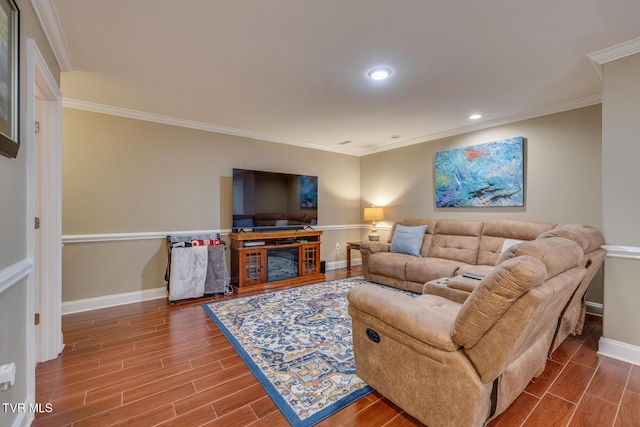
top-left (202, 276), bottom-right (374, 427)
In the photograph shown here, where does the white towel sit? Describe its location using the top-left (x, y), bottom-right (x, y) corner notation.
top-left (169, 246), bottom-right (208, 301)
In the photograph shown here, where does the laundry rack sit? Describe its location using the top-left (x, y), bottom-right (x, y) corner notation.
top-left (165, 234), bottom-right (232, 304)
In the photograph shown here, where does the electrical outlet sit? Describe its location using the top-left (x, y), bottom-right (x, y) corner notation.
top-left (336, 243), bottom-right (340, 250)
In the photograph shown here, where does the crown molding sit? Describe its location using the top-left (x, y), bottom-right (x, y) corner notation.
top-left (62, 98), bottom-right (362, 156)
top-left (358, 94), bottom-right (602, 156)
top-left (64, 95), bottom-right (602, 158)
top-left (587, 37), bottom-right (640, 83)
top-left (31, 0), bottom-right (74, 71)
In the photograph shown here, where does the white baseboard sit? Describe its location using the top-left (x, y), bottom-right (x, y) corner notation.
top-left (11, 411), bottom-right (32, 427)
top-left (8, 397), bottom-right (34, 427)
top-left (586, 301), bottom-right (603, 316)
top-left (598, 337), bottom-right (640, 367)
top-left (325, 259), bottom-right (362, 271)
top-left (62, 286), bottom-right (168, 315)
top-left (62, 260), bottom-right (362, 315)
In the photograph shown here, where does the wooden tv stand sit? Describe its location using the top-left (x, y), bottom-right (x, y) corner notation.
top-left (230, 229), bottom-right (324, 294)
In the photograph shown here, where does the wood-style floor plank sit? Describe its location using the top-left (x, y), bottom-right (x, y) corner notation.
top-left (487, 392), bottom-right (540, 427)
top-left (586, 357), bottom-right (632, 404)
top-left (615, 391), bottom-right (640, 427)
top-left (523, 394), bottom-right (576, 427)
top-left (568, 393), bottom-right (617, 427)
top-left (548, 362), bottom-right (596, 403)
top-left (35, 266), bottom-right (638, 427)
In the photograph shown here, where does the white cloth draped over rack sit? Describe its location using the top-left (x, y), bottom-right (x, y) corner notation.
top-left (169, 246), bottom-right (208, 301)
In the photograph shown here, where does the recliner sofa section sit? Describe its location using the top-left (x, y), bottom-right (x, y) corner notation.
top-left (349, 235), bottom-right (589, 427)
top-left (359, 218), bottom-right (605, 351)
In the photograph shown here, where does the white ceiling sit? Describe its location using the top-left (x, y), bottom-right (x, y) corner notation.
top-left (34, 0), bottom-right (640, 155)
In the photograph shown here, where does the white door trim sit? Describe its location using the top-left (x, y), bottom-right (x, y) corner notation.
top-left (25, 39), bottom-right (63, 401)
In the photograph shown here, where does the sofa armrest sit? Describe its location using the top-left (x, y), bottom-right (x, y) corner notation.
top-left (447, 276), bottom-right (482, 293)
top-left (359, 241), bottom-right (391, 255)
top-left (348, 284), bottom-right (461, 352)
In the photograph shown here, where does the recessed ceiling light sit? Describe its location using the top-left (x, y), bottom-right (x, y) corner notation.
top-left (368, 67), bottom-right (392, 80)
top-left (338, 140), bottom-right (352, 145)
top-left (391, 135), bottom-right (401, 139)
top-left (469, 114), bottom-right (482, 120)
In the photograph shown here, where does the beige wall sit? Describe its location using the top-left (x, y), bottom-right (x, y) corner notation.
top-left (602, 54), bottom-right (640, 247)
top-left (361, 105), bottom-right (602, 227)
top-left (0, 1), bottom-right (61, 425)
top-left (361, 105), bottom-right (604, 303)
top-left (62, 105), bottom-right (605, 306)
top-left (61, 108), bottom-right (362, 301)
top-left (602, 53), bottom-right (640, 348)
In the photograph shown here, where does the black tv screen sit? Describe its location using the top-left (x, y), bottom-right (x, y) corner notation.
top-left (232, 168), bottom-right (318, 231)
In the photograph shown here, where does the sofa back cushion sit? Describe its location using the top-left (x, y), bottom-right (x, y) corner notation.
top-left (497, 235), bottom-right (584, 279)
top-left (539, 223), bottom-right (605, 253)
top-left (478, 219), bottom-right (557, 266)
top-left (428, 220), bottom-right (484, 264)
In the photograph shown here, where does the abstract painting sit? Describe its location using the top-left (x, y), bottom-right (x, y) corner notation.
top-left (435, 137), bottom-right (524, 207)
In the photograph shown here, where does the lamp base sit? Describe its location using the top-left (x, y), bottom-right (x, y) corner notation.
top-left (368, 233), bottom-right (380, 241)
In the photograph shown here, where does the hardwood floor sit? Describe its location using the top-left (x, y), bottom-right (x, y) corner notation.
top-left (35, 266), bottom-right (640, 427)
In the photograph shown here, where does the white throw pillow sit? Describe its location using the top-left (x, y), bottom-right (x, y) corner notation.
top-left (501, 238), bottom-right (524, 254)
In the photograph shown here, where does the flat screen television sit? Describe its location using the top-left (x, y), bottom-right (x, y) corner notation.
top-left (232, 168), bottom-right (318, 232)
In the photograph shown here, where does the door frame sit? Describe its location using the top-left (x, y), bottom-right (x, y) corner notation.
top-left (25, 38), bottom-right (63, 396)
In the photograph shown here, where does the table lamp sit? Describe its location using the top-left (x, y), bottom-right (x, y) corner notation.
top-left (364, 206), bottom-right (384, 241)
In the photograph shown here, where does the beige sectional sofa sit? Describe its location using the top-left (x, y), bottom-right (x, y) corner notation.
top-left (360, 218), bottom-right (606, 352)
top-left (349, 234), bottom-right (590, 427)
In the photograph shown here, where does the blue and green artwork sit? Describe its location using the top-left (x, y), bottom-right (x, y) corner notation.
top-left (435, 137), bottom-right (524, 207)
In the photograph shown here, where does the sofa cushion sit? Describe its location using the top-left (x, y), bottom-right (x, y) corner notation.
top-left (539, 224), bottom-right (605, 253)
top-left (482, 219), bottom-right (557, 240)
top-left (368, 252), bottom-right (414, 281)
top-left (428, 220), bottom-right (483, 264)
top-left (477, 219), bottom-right (556, 266)
top-left (422, 279), bottom-right (471, 304)
top-left (405, 257), bottom-right (465, 284)
top-left (498, 236), bottom-right (584, 279)
top-left (391, 224), bottom-right (428, 257)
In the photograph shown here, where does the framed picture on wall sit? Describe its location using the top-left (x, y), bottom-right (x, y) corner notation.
top-left (434, 136), bottom-right (525, 207)
top-left (0, 0), bottom-right (19, 158)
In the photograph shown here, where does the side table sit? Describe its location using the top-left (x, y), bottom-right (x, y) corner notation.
top-left (346, 241), bottom-right (365, 271)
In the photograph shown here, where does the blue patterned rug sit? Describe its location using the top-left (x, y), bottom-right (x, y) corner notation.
top-left (202, 276), bottom-right (374, 426)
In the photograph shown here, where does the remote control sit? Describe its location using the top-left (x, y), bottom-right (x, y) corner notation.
top-left (462, 273), bottom-right (485, 280)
